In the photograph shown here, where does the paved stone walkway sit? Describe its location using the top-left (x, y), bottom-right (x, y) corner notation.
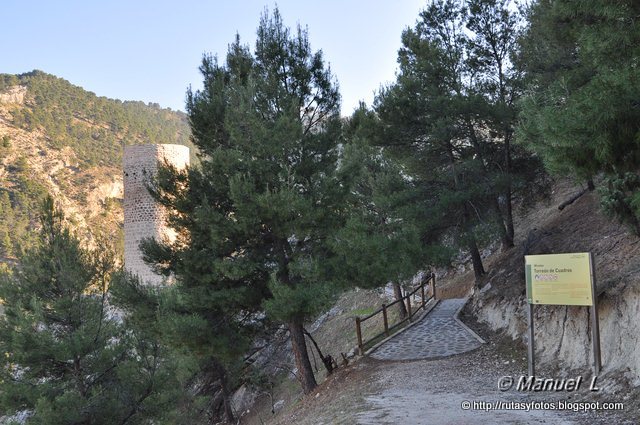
top-left (370, 298), bottom-right (482, 361)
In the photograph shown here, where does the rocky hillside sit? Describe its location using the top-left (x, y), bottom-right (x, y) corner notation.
top-left (469, 179), bottom-right (640, 385)
top-left (0, 71), bottom-right (193, 260)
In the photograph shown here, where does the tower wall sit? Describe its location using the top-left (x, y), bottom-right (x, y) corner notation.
top-left (123, 144), bottom-right (189, 285)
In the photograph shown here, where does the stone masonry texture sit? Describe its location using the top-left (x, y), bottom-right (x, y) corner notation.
top-left (123, 144), bottom-right (189, 285)
top-left (370, 298), bottom-right (482, 361)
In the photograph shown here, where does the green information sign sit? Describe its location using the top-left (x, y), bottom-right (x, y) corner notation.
top-left (524, 252), bottom-right (593, 306)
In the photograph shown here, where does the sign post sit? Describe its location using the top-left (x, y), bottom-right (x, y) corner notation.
top-left (527, 302), bottom-right (535, 376)
top-left (589, 253), bottom-right (602, 375)
top-left (524, 252), bottom-right (601, 376)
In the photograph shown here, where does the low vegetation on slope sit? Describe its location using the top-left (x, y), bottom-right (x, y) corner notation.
top-left (473, 181), bottom-right (639, 301)
top-left (0, 71), bottom-right (194, 256)
top-left (2, 1), bottom-right (640, 424)
top-left (0, 71), bottom-right (193, 168)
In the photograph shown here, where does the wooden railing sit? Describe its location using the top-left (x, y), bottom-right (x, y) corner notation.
top-left (355, 273), bottom-right (436, 355)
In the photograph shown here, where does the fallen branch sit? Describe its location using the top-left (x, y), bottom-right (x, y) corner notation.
top-left (558, 187), bottom-right (589, 211)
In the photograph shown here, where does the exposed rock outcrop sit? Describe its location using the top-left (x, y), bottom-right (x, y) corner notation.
top-left (471, 284), bottom-right (640, 384)
top-left (0, 86), bottom-right (26, 105)
top-left (470, 181), bottom-right (640, 383)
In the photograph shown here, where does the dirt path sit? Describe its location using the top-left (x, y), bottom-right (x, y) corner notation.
top-left (270, 328), bottom-right (634, 425)
top-left (358, 353), bottom-right (575, 425)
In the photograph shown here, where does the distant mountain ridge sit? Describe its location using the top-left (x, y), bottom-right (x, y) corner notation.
top-left (0, 70), bottom-right (194, 261)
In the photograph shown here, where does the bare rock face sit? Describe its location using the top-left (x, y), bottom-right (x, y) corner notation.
top-left (471, 284), bottom-right (640, 385)
top-left (85, 174), bottom-right (124, 217)
top-left (0, 86), bottom-right (26, 105)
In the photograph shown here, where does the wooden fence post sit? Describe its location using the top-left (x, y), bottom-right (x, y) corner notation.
top-left (406, 295), bottom-right (412, 322)
top-left (382, 304), bottom-right (389, 336)
top-left (431, 272), bottom-right (437, 300)
top-left (355, 317), bottom-right (363, 355)
top-left (421, 282), bottom-right (426, 309)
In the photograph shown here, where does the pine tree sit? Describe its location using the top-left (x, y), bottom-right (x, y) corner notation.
top-left (0, 197), bottom-right (171, 424)
top-left (517, 0), bottom-right (640, 233)
top-left (375, 0), bottom-right (493, 280)
top-left (374, 0), bottom-right (547, 280)
top-left (466, 0), bottom-right (523, 247)
top-left (338, 106), bottom-right (450, 315)
top-left (109, 273), bottom-right (214, 425)
top-left (142, 7), bottom-right (349, 399)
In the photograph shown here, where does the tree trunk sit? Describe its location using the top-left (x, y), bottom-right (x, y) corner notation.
top-left (503, 127), bottom-right (515, 243)
top-left (493, 198), bottom-right (513, 251)
top-left (213, 361), bottom-right (235, 424)
top-left (504, 188), bottom-right (515, 243)
top-left (468, 235), bottom-right (485, 283)
top-left (497, 47), bottom-right (516, 246)
top-left (558, 187), bottom-right (589, 211)
top-left (73, 356), bottom-right (87, 398)
top-left (447, 140), bottom-right (486, 282)
top-left (303, 328), bottom-right (334, 375)
top-left (467, 121), bottom-right (513, 250)
top-left (462, 200), bottom-right (485, 282)
top-left (289, 319), bottom-right (317, 394)
top-left (220, 372), bottom-right (235, 424)
top-left (392, 282), bottom-right (407, 319)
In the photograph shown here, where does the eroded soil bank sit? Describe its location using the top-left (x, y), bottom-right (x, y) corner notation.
top-left (470, 180), bottom-right (640, 384)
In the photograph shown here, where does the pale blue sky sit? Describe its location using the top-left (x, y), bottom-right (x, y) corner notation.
top-left (2, 0), bottom-right (425, 115)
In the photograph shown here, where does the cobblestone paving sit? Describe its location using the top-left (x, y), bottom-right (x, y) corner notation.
top-left (370, 298), bottom-right (482, 361)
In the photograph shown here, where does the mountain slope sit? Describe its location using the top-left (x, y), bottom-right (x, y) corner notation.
top-left (469, 179), bottom-right (640, 385)
top-left (0, 71), bottom-right (194, 259)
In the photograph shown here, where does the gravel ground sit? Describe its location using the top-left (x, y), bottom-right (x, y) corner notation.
top-left (358, 349), bottom-right (604, 425)
top-left (270, 317), bottom-right (637, 425)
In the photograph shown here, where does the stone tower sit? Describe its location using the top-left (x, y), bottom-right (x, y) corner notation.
top-left (123, 144), bottom-right (190, 285)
